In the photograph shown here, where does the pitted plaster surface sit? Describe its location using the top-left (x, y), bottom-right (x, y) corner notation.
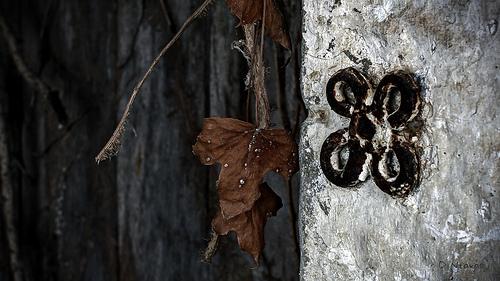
top-left (299, 0), bottom-right (499, 280)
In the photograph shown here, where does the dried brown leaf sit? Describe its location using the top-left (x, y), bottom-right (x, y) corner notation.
top-left (212, 183), bottom-right (282, 263)
top-left (225, 0), bottom-right (291, 49)
top-left (193, 117), bottom-right (297, 219)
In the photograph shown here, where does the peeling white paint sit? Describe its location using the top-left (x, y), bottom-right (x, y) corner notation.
top-left (299, 0), bottom-right (500, 280)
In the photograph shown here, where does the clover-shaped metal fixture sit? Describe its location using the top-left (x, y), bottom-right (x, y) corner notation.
top-left (320, 67), bottom-right (423, 197)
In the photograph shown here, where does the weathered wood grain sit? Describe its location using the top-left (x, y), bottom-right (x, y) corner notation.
top-left (0, 0), bottom-right (303, 280)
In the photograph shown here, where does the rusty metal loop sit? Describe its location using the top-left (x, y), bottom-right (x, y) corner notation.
top-left (326, 67), bottom-right (372, 117)
top-left (320, 129), bottom-right (369, 188)
top-left (320, 67), bottom-right (423, 198)
top-left (373, 71), bottom-right (421, 129)
top-left (371, 142), bottom-right (420, 197)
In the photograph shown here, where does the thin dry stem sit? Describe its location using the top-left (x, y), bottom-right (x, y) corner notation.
top-left (243, 22), bottom-right (270, 129)
top-left (96, 0), bottom-right (215, 163)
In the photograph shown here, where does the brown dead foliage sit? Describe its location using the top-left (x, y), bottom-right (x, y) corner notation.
top-left (212, 183), bottom-right (282, 262)
top-left (193, 117), bottom-right (297, 261)
top-left (193, 117), bottom-right (297, 218)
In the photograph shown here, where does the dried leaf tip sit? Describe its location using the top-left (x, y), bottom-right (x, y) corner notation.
top-left (212, 183), bottom-right (282, 263)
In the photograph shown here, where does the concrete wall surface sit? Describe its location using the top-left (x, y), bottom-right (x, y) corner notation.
top-left (299, 0), bottom-right (499, 280)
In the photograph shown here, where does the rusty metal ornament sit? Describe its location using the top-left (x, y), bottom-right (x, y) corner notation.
top-left (320, 67), bottom-right (422, 198)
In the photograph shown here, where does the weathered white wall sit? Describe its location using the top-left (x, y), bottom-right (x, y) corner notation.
top-left (299, 0), bottom-right (499, 280)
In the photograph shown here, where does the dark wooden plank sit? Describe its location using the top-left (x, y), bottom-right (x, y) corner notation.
top-left (0, 0), bottom-right (304, 280)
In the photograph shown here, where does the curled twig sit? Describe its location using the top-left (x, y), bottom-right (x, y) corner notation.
top-left (95, 0), bottom-right (215, 163)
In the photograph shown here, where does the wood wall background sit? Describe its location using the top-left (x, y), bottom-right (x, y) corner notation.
top-left (0, 0), bottom-right (304, 280)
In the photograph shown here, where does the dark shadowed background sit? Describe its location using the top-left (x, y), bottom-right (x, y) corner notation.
top-left (0, 0), bottom-right (304, 280)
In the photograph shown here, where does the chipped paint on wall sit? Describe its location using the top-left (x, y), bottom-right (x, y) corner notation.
top-left (299, 0), bottom-right (500, 280)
